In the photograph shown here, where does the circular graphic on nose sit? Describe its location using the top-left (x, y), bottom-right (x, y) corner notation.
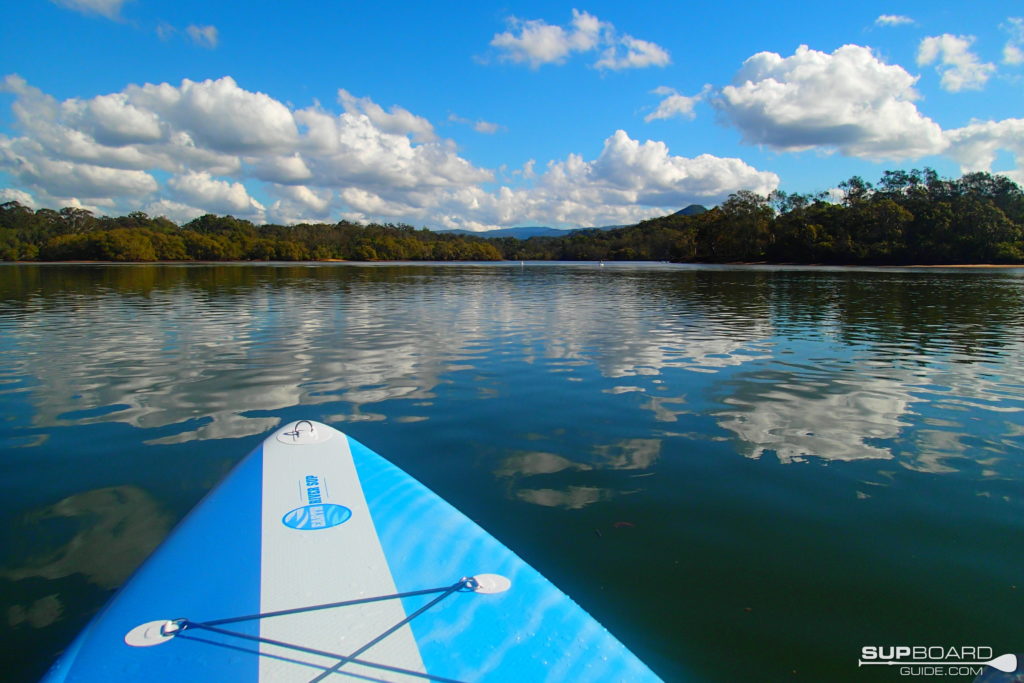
top-left (282, 504), bottom-right (351, 530)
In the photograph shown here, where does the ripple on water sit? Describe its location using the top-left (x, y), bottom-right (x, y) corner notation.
top-left (1, 264), bottom-right (1023, 683)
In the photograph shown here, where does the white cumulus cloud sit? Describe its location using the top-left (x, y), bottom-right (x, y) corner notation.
top-left (0, 188), bottom-right (35, 207)
top-left (293, 105), bottom-right (491, 191)
top-left (0, 74), bottom-right (780, 229)
top-left (945, 118), bottom-right (1024, 185)
top-left (645, 85), bottom-right (711, 122)
top-left (126, 77), bottom-right (299, 153)
top-left (490, 19), bottom-right (576, 68)
top-left (0, 74), bottom-right (497, 223)
top-left (490, 9), bottom-right (668, 70)
top-left (875, 14), bottom-right (914, 26)
top-left (275, 184), bottom-right (332, 214)
top-left (714, 44), bottom-right (948, 159)
top-left (143, 198), bottom-right (205, 224)
top-left (917, 34), bottom-right (996, 92)
top-left (0, 142), bottom-right (158, 201)
top-left (267, 184), bottom-right (333, 225)
top-left (247, 153), bottom-right (313, 184)
top-left (490, 9), bottom-right (605, 68)
top-left (1003, 17), bottom-right (1024, 65)
top-left (168, 171), bottom-right (264, 219)
top-left (338, 89), bottom-right (437, 143)
top-left (315, 129), bottom-right (779, 231)
top-left (430, 130), bottom-right (779, 230)
top-left (596, 35), bottom-right (671, 70)
top-left (63, 92), bottom-right (164, 146)
top-left (582, 129), bottom-right (778, 205)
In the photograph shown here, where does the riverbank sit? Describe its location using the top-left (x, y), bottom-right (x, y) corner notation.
top-left (4, 259), bottom-right (1024, 268)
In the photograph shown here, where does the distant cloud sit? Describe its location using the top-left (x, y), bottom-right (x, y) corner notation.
top-left (490, 9), bottom-right (669, 70)
top-left (155, 22), bottom-right (176, 41)
top-left (1003, 17), bottom-right (1024, 65)
top-left (473, 120), bottom-right (501, 134)
top-left (51, 0), bottom-right (129, 20)
top-left (0, 188), bottom-right (35, 207)
top-left (186, 24), bottom-right (219, 49)
top-left (714, 45), bottom-right (947, 159)
top-left (1006, 44), bottom-right (1024, 66)
top-left (595, 35), bottom-right (670, 71)
top-left (645, 84), bottom-right (710, 122)
top-left (917, 34), bottom-right (996, 91)
top-left (875, 14), bottom-right (914, 27)
top-left (448, 113), bottom-right (503, 134)
top-left (143, 198), bottom-right (204, 224)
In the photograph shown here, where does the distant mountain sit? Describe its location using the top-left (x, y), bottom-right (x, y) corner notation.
top-left (438, 225), bottom-right (624, 239)
top-left (673, 204), bottom-right (708, 217)
top-left (436, 210), bottom-right (702, 239)
top-left (462, 226), bottom-right (568, 239)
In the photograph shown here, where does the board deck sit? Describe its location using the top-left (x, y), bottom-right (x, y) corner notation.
top-left (42, 420), bottom-right (663, 682)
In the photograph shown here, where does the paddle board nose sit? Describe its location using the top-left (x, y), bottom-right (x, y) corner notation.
top-left (42, 419), bottom-right (665, 682)
top-left (275, 419), bottom-right (328, 444)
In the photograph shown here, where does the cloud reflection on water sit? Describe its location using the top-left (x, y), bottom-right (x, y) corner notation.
top-left (711, 346), bottom-right (1024, 471)
top-left (0, 265), bottom-right (778, 445)
top-left (495, 439), bottom-right (661, 509)
top-left (3, 486), bottom-right (172, 590)
top-left (1, 264), bottom-right (1022, 484)
top-left (715, 372), bottom-right (911, 463)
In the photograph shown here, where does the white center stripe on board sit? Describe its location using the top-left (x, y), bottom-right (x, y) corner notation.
top-left (259, 421), bottom-right (426, 682)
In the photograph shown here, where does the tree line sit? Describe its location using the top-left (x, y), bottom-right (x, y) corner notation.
top-left (495, 169), bottom-right (1024, 264)
top-left (0, 209), bottom-right (503, 262)
top-left (1, 169), bottom-right (1022, 264)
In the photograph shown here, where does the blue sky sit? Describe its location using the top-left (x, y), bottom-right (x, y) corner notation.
top-left (0, 1), bottom-right (1021, 230)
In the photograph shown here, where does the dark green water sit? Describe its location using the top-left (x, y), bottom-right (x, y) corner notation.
top-left (1, 263), bottom-right (1022, 682)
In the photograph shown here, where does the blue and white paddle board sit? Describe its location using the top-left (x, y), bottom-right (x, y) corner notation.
top-left (42, 420), bottom-right (662, 682)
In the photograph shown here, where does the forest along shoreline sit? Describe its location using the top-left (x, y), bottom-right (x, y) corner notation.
top-left (6, 261), bottom-right (1024, 268)
top-left (2, 169), bottom-right (1023, 266)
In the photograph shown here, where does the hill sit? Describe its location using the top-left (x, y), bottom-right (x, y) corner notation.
top-left (438, 224), bottom-right (626, 239)
top-left (440, 226), bottom-right (568, 239)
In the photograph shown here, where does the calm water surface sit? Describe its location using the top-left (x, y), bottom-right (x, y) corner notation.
top-left (1, 263), bottom-right (1022, 682)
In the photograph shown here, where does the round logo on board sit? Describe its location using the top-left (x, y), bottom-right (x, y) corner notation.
top-left (282, 503), bottom-right (351, 530)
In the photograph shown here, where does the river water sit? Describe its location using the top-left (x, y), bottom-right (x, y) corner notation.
top-left (1, 262), bottom-right (1022, 681)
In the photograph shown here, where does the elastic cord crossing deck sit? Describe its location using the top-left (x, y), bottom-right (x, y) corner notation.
top-left (169, 577), bottom-right (480, 683)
